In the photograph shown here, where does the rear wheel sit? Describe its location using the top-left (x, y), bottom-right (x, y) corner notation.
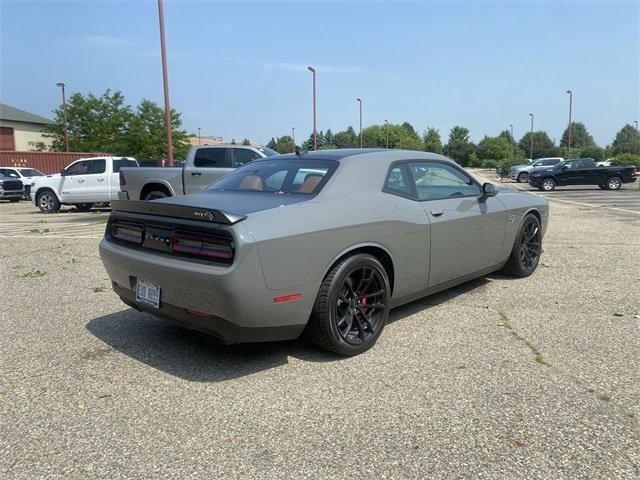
top-left (517, 172), bottom-right (529, 183)
top-left (73, 203), bottom-right (93, 211)
top-left (307, 254), bottom-right (390, 356)
top-left (503, 213), bottom-right (542, 277)
top-left (606, 176), bottom-right (622, 190)
top-left (144, 190), bottom-right (169, 201)
top-left (36, 190), bottom-right (60, 213)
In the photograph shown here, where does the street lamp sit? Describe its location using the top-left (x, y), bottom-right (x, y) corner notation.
top-left (56, 82), bottom-right (69, 152)
top-left (566, 89), bottom-right (573, 159)
top-left (292, 126), bottom-right (295, 152)
top-left (385, 120), bottom-right (389, 148)
top-left (157, 0), bottom-right (173, 166)
top-left (356, 98), bottom-right (363, 148)
top-left (509, 123), bottom-right (514, 162)
top-left (197, 127), bottom-right (201, 145)
top-left (307, 66), bottom-right (317, 150)
top-left (529, 113), bottom-right (534, 160)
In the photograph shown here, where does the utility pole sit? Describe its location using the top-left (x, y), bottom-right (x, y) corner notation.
top-left (198, 127), bottom-right (201, 145)
top-left (157, 0), bottom-right (173, 166)
top-left (307, 66), bottom-right (317, 150)
top-left (529, 113), bottom-right (534, 160)
top-left (566, 90), bottom-right (573, 159)
top-left (356, 98), bottom-right (363, 148)
top-left (56, 82), bottom-right (69, 152)
top-left (509, 123), bottom-right (514, 163)
top-left (292, 127), bottom-right (295, 152)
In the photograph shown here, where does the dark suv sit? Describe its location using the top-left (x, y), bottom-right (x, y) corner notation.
top-left (0, 173), bottom-right (24, 202)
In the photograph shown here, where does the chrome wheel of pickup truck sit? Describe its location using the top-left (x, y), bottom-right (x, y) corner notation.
top-left (607, 177), bottom-right (622, 190)
top-left (37, 190), bottom-right (60, 213)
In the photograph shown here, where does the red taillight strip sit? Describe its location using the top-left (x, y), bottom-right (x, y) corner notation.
top-left (171, 231), bottom-right (234, 261)
top-left (110, 223), bottom-right (144, 244)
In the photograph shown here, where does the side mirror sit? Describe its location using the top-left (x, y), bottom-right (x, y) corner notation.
top-left (60, 169), bottom-right (67, 176)
top-left (482, 182), bottom-right (497, 197)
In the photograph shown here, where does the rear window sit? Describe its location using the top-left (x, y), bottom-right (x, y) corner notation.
top-left (207, 159), bottom-right (338, 195)
top-left (112, 159), bottom-right (138, 172)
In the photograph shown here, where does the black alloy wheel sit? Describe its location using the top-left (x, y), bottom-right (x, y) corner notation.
top-left (335, 266), bottom-right (387, 345)
top-left (503, 213), bottom-right (542, 277)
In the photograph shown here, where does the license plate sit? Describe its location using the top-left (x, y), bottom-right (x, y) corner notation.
top-left (136, 280), bottom-right (160, 309)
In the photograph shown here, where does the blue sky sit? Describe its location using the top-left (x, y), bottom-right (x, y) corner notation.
top-left (1, 0), bottom-right (638, 146)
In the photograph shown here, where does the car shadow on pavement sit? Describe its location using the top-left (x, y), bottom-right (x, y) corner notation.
top-left (86, 309), bottom-right (340, 383)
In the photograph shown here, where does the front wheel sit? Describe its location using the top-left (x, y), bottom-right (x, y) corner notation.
top-left (306, 254), bottom-right (390, 356)
top-left (606, 176), bottom-right (622, 190)
top-left (517, 172), bottom-right (529, 183)
top-left (502, 213), bottom-right (542, 277)
top-left (541, 178), bottom-right (556, 191)
top-left (36, 190), bottom-right (61, 213)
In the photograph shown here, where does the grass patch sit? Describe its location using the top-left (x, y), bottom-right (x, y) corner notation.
top-left (91, 286), bottom-right (107, 293)
top-left (29, 228), bottom-right (50, 234)
top-left (68, 258), bottom-right (81, 264)
top-left (598, 394), bottom-right (612, 403)
top-left (498, 311), bottom-right (550, 367)
top-left (19, 270), bottom-right (46, 278)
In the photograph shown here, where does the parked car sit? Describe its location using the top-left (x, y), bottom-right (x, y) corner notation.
top-left (0, 173), bottom-right (24, 202)
top-left (596, 159), bottom-right (612, 167)
top-left (118, 144), bottom-right (279, 201)
top-left (509, 157), bottom-right (564, 183)
top-left (0, 167), bottom-right (45, 198)
top-left (100, 149), bottom-right (548, 356)
top-left (31, 156), bottom-right (138, 213)
top-left (528, 157), bottom-right (637, 191)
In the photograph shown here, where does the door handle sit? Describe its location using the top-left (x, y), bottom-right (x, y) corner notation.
top-left (78, 179), bottom-right (85, 183)
top-left (97, 178), bottom-right (105, 182)
top-left (430, 209), bottom-right (444, 217)
top-left (191, 172), bottom-right (202, 176)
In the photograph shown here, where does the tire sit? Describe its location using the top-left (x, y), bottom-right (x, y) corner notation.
top-left (517, 172), bottom-right (529, 183)
top-left (598, 184), bottom-right (607, 190)
top-left (36, 190), bottom-right (61, 213)
top-left (605, 176), bottom-right (622, 190)
top-left (502, 213), bottom-right (542, 277)
top-left (541, 178), bottom-right (556, 191)
top-left (73, 203), bottom-right (93, 211)
top-left (306, 254), bottom-right (391, 356)
top-left (144, 190), bottom-right (169, 201)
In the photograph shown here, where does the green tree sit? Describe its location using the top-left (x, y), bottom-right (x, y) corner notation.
top-left (560, 122), bottom-right (595, 156)
top-left (444, 126), bottom-right (476, 165)
top-left (401, 122), bottom-right (417, 137)
top-left (422, 127), bottom-right (443, 154)
top-left (611, 124), bottom-right (640, 154)
top-left (362, 123), bottom-right (422, 150)
top-left (476, 135), bottom-right (511, 162)
top-left (242, 138), bottom-right (251, 146)
top-left (43, 89), bottom-right (132, 153)
top-left (271, 135), bottom-right (294, 153)
top-left (518, 131), bottom-right (558, 159)
top-left (124, 99), bottom-right (189, 160)
top-left (266, 137), bottom-right (277, 149)
top-left (576, 145), bottom-right (605, 162)
top-left (333, 127), bottom-right (358, 148)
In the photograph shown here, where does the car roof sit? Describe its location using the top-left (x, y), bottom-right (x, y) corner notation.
top-left (271, 148), bottom-right (450, 163)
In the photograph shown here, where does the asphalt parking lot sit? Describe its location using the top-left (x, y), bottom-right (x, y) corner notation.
top-left (1, 189), bottom-right (639, 479)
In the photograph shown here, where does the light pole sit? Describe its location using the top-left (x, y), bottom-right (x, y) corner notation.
top-left (385, 120), bottom-right (389, 148)
top-left (157, 0), bottom-right (173, 166)
top-left (566, 89), bottom-right (573, 159)
top-left (56, 82), bottom-right (69, 152)
top-left (529, 113), bottom-right (534, 160)
top-left (197, 127), bottom-right (201, 145)
top-left (635, 120), bottom-right (639, 154)
top-left (356, 98), bottom-right (363, 148)
top-left (292, 126), bottom-right (295, 152)
top-left (509, 123), bottom-right (514, 163)
top-left (307, 66), bottom-right (317, 150)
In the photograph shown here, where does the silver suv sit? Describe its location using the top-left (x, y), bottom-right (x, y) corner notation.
top-left (510, 157), bottom-right (564, 183)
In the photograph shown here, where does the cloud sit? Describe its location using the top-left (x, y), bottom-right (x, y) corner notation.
top-left (262, 62), bottom-right (365, 74)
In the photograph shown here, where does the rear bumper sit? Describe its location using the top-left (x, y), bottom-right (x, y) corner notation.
top-left (99, 237), bottom-right (317, 344)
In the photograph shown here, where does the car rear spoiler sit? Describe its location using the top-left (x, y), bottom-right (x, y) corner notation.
top-left (110, 200), bottom-right (246, 225)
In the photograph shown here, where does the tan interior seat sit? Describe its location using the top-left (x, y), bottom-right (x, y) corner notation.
top-left (298, 174), bottom-right (323, 194)
top-left (238, 175), bottom-right (264, 191)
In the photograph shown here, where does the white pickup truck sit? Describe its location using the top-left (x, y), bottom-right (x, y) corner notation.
top-left (118, 144), bottom-right (278, 200)
top-left (31, 156), bottom-right (138, 213)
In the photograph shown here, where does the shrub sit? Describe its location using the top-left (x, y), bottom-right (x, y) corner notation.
top-left (611, 153), bottom-right (640, 167)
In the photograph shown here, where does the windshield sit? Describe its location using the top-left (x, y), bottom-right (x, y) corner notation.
top-left (207, 158), bottom-right (338, 195)
top-left (258, 147), bottom-right (279, 157)
top-left (19, 169), bottom-right (44, 177)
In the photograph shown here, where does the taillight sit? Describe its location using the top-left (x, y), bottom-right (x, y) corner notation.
top-left (110, 222), bottom-right (144, 244)
top-left (119, 171), bottom-right (126, 187)
top-left (171, 231), bottom-right (234, 262)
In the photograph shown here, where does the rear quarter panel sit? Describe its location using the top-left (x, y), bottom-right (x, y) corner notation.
top-left (121, 167), bottom-right (182, 200)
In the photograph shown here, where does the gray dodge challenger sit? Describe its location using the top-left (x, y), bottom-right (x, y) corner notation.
top-left (100, 149), bottom-right (548, 356)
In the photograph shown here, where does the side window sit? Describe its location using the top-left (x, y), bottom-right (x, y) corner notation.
top-left (112, 159), bottom-right (138, 172)
top-left (2, 169), bottom-right (20, 178)
top-left (384, 165), bottom-right (414, 197)
top-left (410, 162), bottom-right (480, 201)
top-left (232, 149), bottom-right (261, 167)
top-left (543, 159), bottom-right (558, 166)
top-left (564, 160), bottom-right (578, 170)
top-left (533, 160), bottom-right (543, 167)
top-left (194, 148), bottom-right (227, 168)
top-left (65, 161), bottom-right (90, 176)
top-left (87, 159), bottom-right (106, 174)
